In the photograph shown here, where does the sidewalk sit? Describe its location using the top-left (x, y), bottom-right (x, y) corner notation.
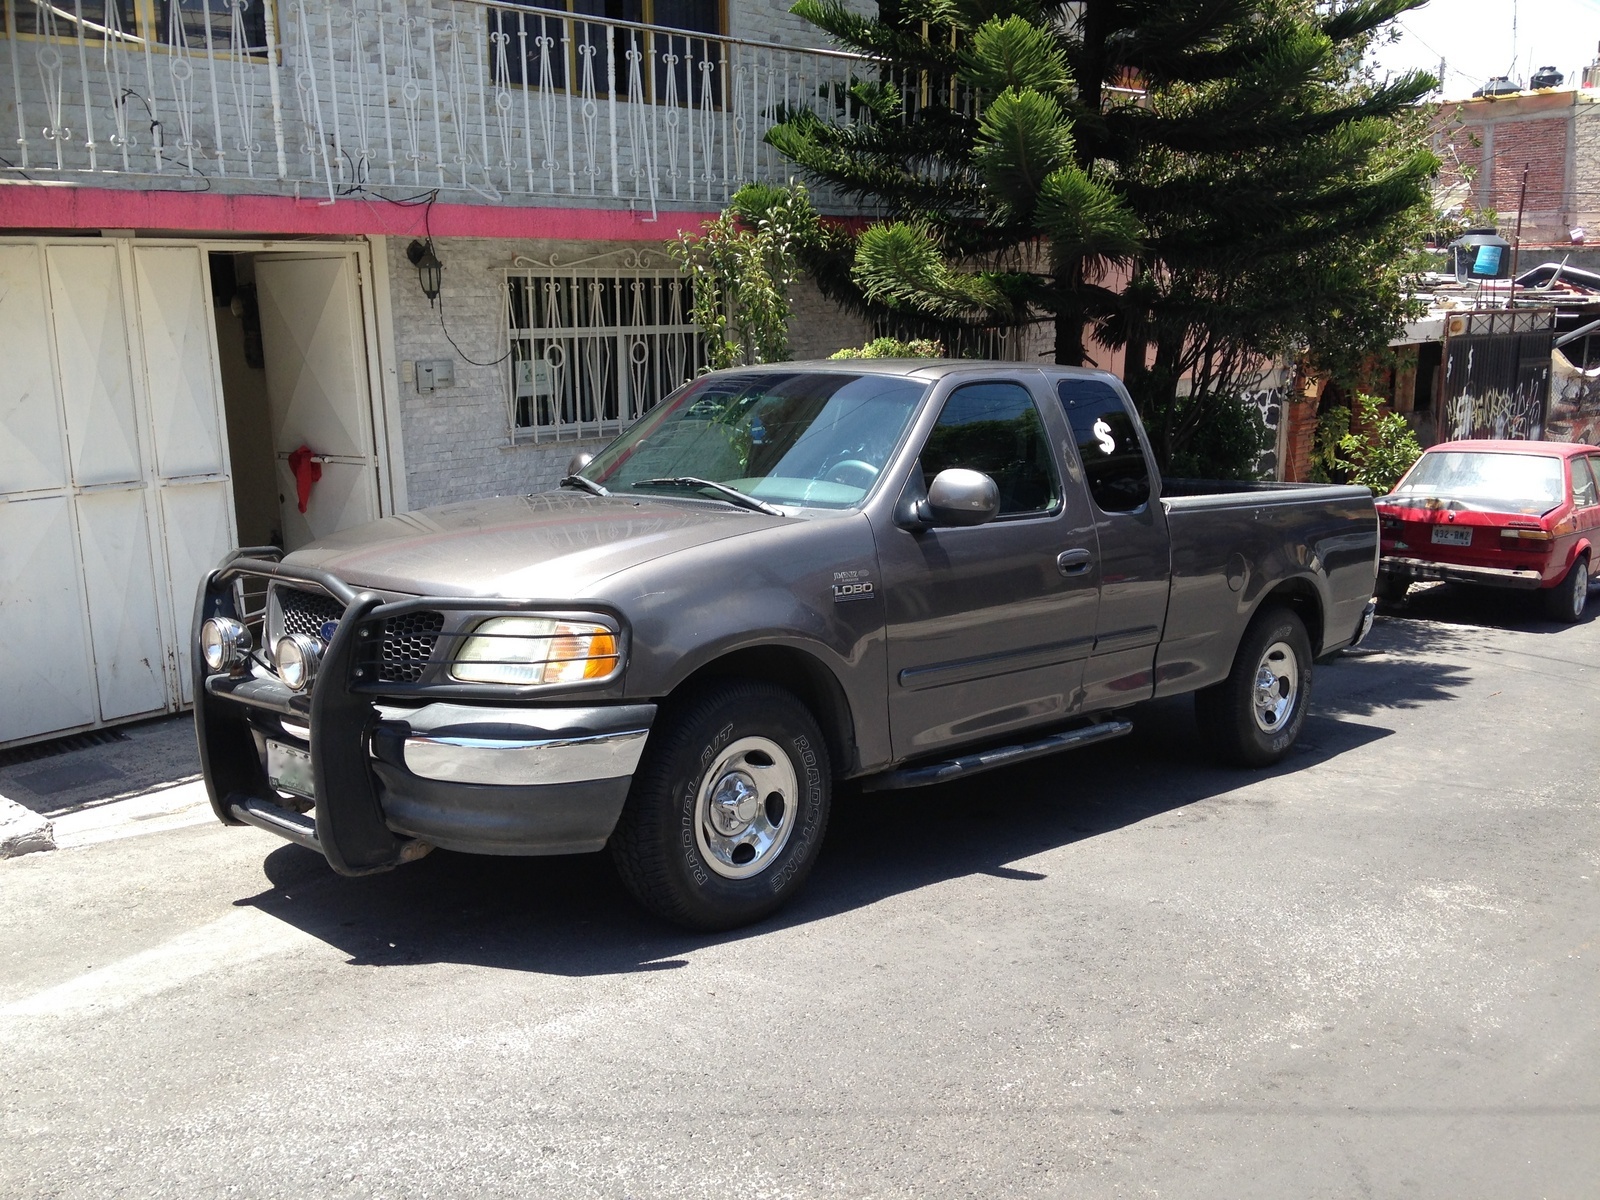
top-left (0, 716), bottom-right (210, 857)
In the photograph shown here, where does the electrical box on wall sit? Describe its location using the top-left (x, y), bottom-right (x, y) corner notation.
top-left (415, 359), bottom-right (456, 393)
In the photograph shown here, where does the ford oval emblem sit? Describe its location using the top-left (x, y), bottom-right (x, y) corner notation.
top-left (319, 620), bottom-right (339, 642)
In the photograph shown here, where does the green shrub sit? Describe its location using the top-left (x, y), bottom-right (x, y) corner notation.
top-left (829, 337), bottom-right (944, 360)
top-left (1312, 394), bottom-right (1422, 494)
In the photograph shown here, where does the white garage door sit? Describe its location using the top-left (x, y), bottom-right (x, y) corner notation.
top-left (0, 240), bottom-right (236, 747)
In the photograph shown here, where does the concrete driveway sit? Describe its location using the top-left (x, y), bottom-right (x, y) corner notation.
top-left (3, 585), bottom-right (1597, 1198)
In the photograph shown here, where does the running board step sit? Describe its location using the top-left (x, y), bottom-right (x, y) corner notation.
top-left (861, 720), bottom-right (1134, 793)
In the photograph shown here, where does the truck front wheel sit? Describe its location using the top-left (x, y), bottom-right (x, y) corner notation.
top-left (1194, 607), bottom-right (1313, 768)
top-left (609, 680), bottom-right (833, 930)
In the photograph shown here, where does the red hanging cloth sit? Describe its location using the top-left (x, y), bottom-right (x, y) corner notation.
top-left (287, 445), bottom-right (322, 514)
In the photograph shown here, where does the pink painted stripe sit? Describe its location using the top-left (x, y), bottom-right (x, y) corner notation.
top-left (0, 183), bottom-right (719, 240)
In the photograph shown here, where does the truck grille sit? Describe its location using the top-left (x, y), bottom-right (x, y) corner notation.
top-left (275, 587), bottom-right (444, 684)
top-left (277, 587), bottom-right (345, 638)
top-left (379, 611), bottom-right (445, 683)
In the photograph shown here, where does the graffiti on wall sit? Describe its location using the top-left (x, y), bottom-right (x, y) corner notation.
top-left (1545, 349), bottom-right (1600, 445)
top-left (1443, 336), bottom-right (1550, 442)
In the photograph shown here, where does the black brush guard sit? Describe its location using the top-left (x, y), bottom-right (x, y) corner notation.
top-left (192, 548), bottom-right (626, 876)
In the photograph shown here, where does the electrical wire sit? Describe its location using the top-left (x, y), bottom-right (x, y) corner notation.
top-left (421, 191), bottom-right (514, 369)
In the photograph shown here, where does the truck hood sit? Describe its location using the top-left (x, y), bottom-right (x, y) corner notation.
top-left (286, 492), bottom-right (785, 598)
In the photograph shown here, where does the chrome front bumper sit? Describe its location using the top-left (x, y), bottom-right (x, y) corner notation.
top-left (379, 702), bottom-right (653, 786)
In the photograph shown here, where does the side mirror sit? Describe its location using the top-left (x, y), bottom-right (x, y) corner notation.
top-left (924, 468), bottom-right (1000, 527)
top-left (566, 451), bottom-right (594, 477)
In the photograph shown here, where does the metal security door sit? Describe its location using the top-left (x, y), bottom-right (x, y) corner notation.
top-left (0, 244), bottom-right (100, 744)
top-left (0, 239), bottom-right (236, 748)
top-left (46, 244), bottom-right (171, 724)
top-left (131, 245), bottom-right (238, 706)
top-left (255, 254), bottom-right (382, 550)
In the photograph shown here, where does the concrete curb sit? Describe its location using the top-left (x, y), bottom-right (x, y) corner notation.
top-left (0, 792), bottom-right (56, 858)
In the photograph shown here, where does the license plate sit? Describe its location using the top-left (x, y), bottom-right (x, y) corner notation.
top-left (1431, 525), bottom-right (1472, 546)
top-left (266, 740), bottom-right (315, 799)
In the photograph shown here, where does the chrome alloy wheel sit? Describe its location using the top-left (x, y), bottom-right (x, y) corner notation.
top-left (694, 736), bottom-right (798, 880)
top-left (1251, 640), bottom-right (1299, 734)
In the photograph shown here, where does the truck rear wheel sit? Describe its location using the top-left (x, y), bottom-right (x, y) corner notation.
top-left (1194, 606), bottom-right (1313, 768)
top-left (609, 680), bottom-right (832, 930)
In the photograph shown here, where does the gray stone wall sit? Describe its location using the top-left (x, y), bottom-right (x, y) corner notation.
top-left (386, 234), bottom-right (875, 511)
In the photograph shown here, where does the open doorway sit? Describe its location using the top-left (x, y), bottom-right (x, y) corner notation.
top-left (210, 253), bottom-right (279, 547)
top-left (208, 248), bottom-right (385, 552)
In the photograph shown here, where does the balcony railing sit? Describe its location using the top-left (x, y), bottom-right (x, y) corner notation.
top-left (2, 0), bottom-right (869, 212)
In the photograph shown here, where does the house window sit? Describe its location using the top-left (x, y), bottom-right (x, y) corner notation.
top-left (6, 0), bottom-right (270, 58)
top-left (505, 267), bottom-right (707, 442)
top-left (489, 0), bottom-right (722, 100)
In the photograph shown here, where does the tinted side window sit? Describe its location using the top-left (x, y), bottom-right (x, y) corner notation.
top-left (1574, 457), bottom-right (1599, 509)
top-left (922, 382), bottom-right (1059, 516)
top-left (1057, 378), bottom-right (1151, 513)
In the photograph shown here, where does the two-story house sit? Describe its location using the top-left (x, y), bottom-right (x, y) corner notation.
top-left (0, 0), bottom-right (879, 747)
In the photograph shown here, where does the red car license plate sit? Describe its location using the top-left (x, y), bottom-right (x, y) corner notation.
top-left (1431, 526), bottom-right (1472, 546)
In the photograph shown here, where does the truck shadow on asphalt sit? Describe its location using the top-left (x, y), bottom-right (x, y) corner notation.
top-left (232, 633), bottom-right (1475, 975)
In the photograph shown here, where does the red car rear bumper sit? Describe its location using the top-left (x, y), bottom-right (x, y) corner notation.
top-left (1379, 555), bottom-right (1546, 591)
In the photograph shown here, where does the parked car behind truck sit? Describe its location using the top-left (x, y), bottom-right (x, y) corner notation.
top-left (1376, 440), bottom-right (1600, 623)
top-left (195, 362), bottom-right (1379, 929)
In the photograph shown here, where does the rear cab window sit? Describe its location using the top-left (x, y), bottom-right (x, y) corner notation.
top-left (1056, 378), bottom-right (1151, 513)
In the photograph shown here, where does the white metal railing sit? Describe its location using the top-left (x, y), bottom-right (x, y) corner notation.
top-left (3, 0), bottom-right (869, 210)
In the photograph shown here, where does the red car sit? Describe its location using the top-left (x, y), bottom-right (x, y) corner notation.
top-left (1376, 440), bottom-right (1600, 623)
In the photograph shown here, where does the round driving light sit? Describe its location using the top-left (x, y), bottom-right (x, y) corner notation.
top-left (200, 617), bottom-right (252, 672)
top-left (275, 633), bottom-right (323, 693)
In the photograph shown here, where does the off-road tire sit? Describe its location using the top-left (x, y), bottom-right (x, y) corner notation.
top-left (1543, 553), bottom-right (1590, 624)
top-left (609, 680), bottom-right (832, 930)
top-left (1194, 606), bottom-right (1313, 768)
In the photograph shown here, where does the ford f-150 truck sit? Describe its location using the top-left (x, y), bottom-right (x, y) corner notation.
top-left (195, 362), bottom-right (1378, 928)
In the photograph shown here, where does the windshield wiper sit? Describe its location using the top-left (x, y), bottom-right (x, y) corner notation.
top-left (559, 474), bottom-right (610, 497)
top-left (632, 476), bottom-right (782, 516)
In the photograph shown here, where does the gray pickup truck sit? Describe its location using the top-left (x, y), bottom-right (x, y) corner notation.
top-left (195, 362), bottom-right (1377, 928)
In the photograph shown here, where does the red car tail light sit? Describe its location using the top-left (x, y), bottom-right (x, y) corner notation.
top-left (1500, 527), bottom-right (1553, 542)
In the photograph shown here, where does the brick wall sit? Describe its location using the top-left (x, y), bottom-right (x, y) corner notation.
top-left (1433, 93), bottom-right (1576, 248)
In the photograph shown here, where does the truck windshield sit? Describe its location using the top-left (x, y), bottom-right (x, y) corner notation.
top-left (1391, 451), bottom-right (1565, 514)
top-left (579, 371), bottom-right (928, 510)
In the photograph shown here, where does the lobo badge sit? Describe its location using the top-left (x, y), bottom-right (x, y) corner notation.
top-left (831, 568), bottom-right (876, 603)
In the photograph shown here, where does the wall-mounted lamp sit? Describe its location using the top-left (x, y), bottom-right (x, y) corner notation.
top-left (406, 238), bottom-right (443, 305)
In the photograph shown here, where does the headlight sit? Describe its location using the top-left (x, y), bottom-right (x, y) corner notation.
top-left (451, 617), bottom-right (619, 685)
top-left (275, 633), bottom-right (324, 692)
top-left (200, 617), bottom-right (252, 672)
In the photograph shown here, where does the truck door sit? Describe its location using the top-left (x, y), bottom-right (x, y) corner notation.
top-left (1055, 376), bottom-right (1171, 707)
top-left (874, 378), bottom-right (1100, 761)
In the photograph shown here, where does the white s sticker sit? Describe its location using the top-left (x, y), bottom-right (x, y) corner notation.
top-left (1093, 417), bottom-right (1116, 455)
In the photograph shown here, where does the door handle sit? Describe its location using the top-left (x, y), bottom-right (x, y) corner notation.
top-left (1056, 548), bottom-right (1093, 576)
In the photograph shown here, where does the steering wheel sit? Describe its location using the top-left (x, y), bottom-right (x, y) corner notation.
top-left (823, 459), bottom-right (880, 489)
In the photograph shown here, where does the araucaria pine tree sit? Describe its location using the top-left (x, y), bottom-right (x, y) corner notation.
top-left (768, 0), bottom-right (1439, 476)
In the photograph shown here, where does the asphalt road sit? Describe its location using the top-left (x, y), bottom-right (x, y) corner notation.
top-left (3, 584), bottom-right (1598, 1199)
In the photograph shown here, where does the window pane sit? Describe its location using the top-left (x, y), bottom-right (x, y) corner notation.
top-left (923, 382), bottom-right (1058, 516)
top-left (13, 0), bottom-right (138, 41)
top-left (1392, 451), bottom-right (1564, 514)
top-left (583, 371), bottom-right (926, 510)
top-left (491, 6), bottom-right (570, 91)
top-left (1057, 377), bottom-right (1150, 513)
top-left (1573, 457), bottom-right (1599, 509)
top-left (158, 0), bottom-right (268, 54)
